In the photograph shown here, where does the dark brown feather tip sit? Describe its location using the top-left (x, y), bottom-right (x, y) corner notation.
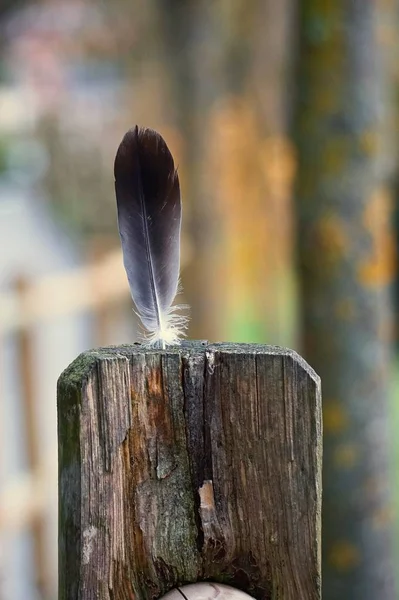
top-left (114, 126), bottom-right (178, 196)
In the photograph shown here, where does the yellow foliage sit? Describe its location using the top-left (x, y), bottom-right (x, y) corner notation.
top-left (206, 95), bottom-right (295, 334)
top-left (328, 540), bottom-right (361, 572)
top-left (333, 443), bottom-right (360, 469)
top-left (312, 85), bottom-right (340, 114)
top-left (322, 136), bottom-right (350, 175)
top-left (334, 298), bottom-right (355, 321)
top-left (323, 401), bottom-right (348, 434)
top-left (372, 505), bottom-right (395, 530)
top-left (358, 130), bottom-right (379, 157)
top-left (314, 214), bottom-right (348, 266)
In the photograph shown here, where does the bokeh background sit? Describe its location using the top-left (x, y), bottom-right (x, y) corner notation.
top-left (0, 1), bottom-right (398, 599)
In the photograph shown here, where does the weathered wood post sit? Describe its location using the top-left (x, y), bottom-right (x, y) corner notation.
top-left (58, 342), bottom-right (322, 600)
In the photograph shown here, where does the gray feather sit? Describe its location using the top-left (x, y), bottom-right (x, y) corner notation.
top-left (114, 126), bottom-right (183, 344)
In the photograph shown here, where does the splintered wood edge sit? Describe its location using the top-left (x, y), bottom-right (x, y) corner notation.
top-left (58, 342), bottom-right (321, 391)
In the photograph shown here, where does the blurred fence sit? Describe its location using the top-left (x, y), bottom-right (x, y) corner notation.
top-left (0, 249), bottom-right (127, 334)
top-left (0, 248), bottom-right (130, 599)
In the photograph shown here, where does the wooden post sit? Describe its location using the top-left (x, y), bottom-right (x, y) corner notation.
top-left (58, 342), bottom-right (322, 600)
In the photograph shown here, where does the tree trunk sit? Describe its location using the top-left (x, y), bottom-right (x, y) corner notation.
top-left (294, 1), bottom-right (395, 599)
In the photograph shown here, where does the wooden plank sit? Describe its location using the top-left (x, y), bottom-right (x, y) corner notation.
top-left (15, 277), bottom-right (49, 598)
top-left (0, 248), bottom-right (189, 335)
top-left (0, 250), bottom-right (127, 334)
top-left (58, 342), bottom-right (322, 600)
top-left (0, 465), bottom-right (56, 532)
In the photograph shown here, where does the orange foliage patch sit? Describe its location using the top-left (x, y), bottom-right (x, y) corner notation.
top-left (313, 214), bottom-right (348, 266)
top-left (328, 540), bottom-right (361, 572)
top-left (333, 443), bottom-right (360, 469)
top-left (358, 187), bottom-right (396, 287)
top-left (372, 505), bottom-right (395, 530)
top-left (206, 96), bottom-right (295, 334)
top-left (323, 400), bottom-right (349, 434)
top-left (334, 298), bottom-right (355, 321)
top-left (358, 130), bottom-right (379, 157)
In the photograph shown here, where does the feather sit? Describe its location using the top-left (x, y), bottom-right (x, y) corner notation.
top-left (114, 126), bottom-right (188, 347)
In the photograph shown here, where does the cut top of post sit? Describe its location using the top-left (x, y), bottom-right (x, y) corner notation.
top-left (58, 342), bottom-right (322, 600)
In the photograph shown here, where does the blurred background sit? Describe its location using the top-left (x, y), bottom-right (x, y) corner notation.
top-left (0, 0), bottom-right (398, 599)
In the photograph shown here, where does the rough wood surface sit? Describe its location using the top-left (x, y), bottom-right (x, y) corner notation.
top-left (58, 342), bottom-right (322, 600)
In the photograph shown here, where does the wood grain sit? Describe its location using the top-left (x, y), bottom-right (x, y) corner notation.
top-left (58, 342), bottom-right (322, 600)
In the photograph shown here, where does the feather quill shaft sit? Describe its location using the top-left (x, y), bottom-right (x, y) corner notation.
top-left (114, 126), bottom-right (187, 347)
